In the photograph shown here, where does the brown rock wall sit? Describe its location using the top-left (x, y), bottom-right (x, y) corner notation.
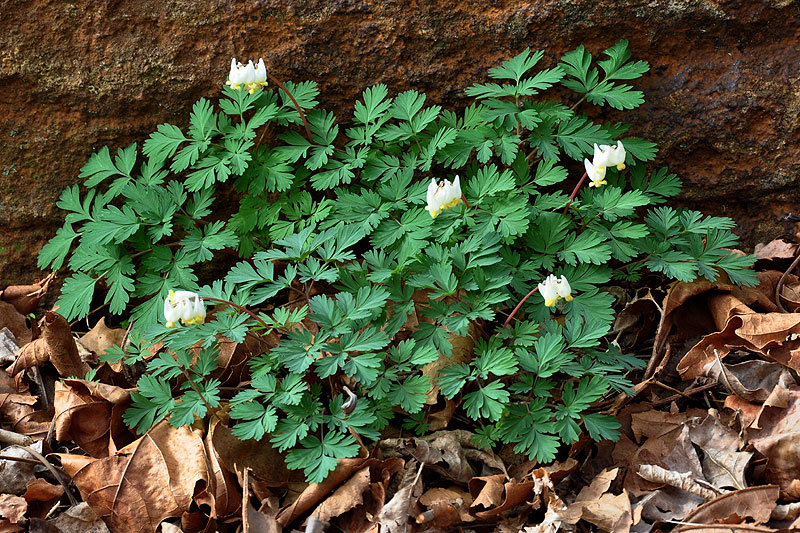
top-left (1, 0), bottom-right (799, 284)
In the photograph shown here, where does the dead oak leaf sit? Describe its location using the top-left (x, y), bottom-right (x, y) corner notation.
top-left (53, 379), bottom-right (133, 458)
top-left (9, 312), bottom-right (88, 379)
top-left (58, 421), bottom-right (210, 533)
top-left (0, 495), bottom-right (26, 524)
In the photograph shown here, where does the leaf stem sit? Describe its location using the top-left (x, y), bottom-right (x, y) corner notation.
top-left (267, 73), bottom-right (313, 143)
top-left (201, 296), bottom-right (271, 330)
top-left (178, 365), bottom-right (220, 422)
top-left (562, 171), bottom-right (588, 215)
top-left (502, 286), bottom-right (539, 327)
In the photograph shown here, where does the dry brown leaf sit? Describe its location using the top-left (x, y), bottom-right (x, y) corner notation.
top-left (376, 461), bottom-right (422, 533)
top-left (23, 478), bottom-right (64, 519)
top-left (0, 393), bottom-right (39, 435)
top-left (702, 359), bottom-right (795, 404)
top-left (0, 302), bottom-right (31, 347)
top-left (210, 422), bottom-right (305, 488)
top-left (9, 312), bottom-right (88, 379)
top-left (562, 468), bottom-right (620, 525)
top-left (79, 318), bottom-right (125, 357)
top-left (680, 485), bottom-right (779, 528)
top-left (748, 388), bottom-right (800, 499)
top-left (50, 502), bottom-right (111, 533)
top-left (193, 419), bottom-right (240, 520)
top-left (418, 487), bottom-right (473, 526)
top-left (755, 239), bottom-right (797, 260)
top-left (613, 291), bottom-right (660, 350)
top-left (0, 495), bottom-right (26, 525)
top-left (636, 464), bottom-right (716, 499)
top-left (276, 457), bottom-right (368, 527)
top-left (468, 476), bottom-right (535, 519)
top-left (678, 293), bottom-right (800, 379)
top-left (469, 474), bottom-right (505, 510)
top-left (58, 421), bottom-right (210, 533)
top-left (582, 490), bottom-right (636, 533)
top-left (53, 379), bottom-right (133, 457)
top-left (312, 467), bottom-right (369, 522)
top-left (0, 277), bottom-right (52, 316)
top-left (378, 430), bottom-right (483, 484)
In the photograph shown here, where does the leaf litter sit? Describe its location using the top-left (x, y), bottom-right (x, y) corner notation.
top-left (8, 238), bottom-right (800, 531)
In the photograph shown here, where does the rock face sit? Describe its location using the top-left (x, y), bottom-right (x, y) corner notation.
top-left (1, 0), bottom-right (798, 284)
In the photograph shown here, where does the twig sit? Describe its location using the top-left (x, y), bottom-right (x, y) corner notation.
top-left (21, 445), bottom-right (79, 506)
top-left (0, 428), bottom-right (34, 446)
top-left (267, 73), bottom-right (313, 143)
top-left (652, 381), bottom-right (719, 407)
top-left (650, 380), bottom-right (696, 402)
top-left (775, 252), bottom-right (800, 312)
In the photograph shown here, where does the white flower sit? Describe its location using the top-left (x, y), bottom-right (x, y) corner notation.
top-left (597, 140), bottom-right (626, 170)
top-left (538, 275), bottom-right (561, 308)
top-left (425, 175), bottom-right (462, 218)
top-left (164, 290), bottom-right (206, 328)
top-left (584, 157), bottom-right (607, 188)
top-left (538, 274), bottom-right (574, 308)
top-left (226, 58), bottom-right (268, 94)
top-left (556, 275), bottom-right (573, 302)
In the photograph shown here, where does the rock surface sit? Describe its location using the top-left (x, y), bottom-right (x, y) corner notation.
top-left (1, 0), bottom-right (798, 284)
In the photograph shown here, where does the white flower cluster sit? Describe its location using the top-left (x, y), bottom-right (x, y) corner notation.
top-left (163, 290), bottom-right (206, 328)
top-left (425, 176), bottom-right (462, 218)
top-left (584, 141), bottom-right (626, 188)
top-left (538, 275), bottom-right (573, 308)
top-left (226, 58), bottom-right (268, 94)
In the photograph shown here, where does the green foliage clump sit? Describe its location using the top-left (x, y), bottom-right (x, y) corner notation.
top-left (40, 41), bottom-right (756, 483)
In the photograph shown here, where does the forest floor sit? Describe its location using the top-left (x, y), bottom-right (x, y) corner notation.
top-left (2, 238), bottom-right (800, 533)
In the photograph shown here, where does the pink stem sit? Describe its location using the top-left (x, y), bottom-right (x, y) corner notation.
top-left (502, 286), bottom-right (539, 328)
top-left (202, 297), bottom-right (270, 330)
top-left (562, 171), bottom-right (588, 215)
top-left (461, 194), bottom-right (471, 209)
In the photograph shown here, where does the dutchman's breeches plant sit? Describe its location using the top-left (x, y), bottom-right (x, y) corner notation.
top-left (40, 42), bottom-right (757, 482)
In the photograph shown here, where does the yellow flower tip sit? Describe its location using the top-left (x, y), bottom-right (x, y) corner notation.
top-left (564, 294), bottom-right (574, 302)
top-left (442, 197), bottom-right (461, 211)
top-left (544, 298), bottom-right (558, 307)
top-left (168, 289), bottom-right (175, 299)
top-left (617, 163), bottom-right (626, 171)
top-left (166, 321), bottom-right (176, 328)
top-left (194, 316), bottom-right (205, 325)
top-left (428, 209), bottom-right (440, 218)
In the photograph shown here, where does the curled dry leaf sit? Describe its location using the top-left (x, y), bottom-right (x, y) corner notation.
top-left (636, 465), bottom-right (717, 499)
top-left (678, 293), bottom-right (800, 379)
top-left (54, 379), bottom-right (133, 458)
top-left (418, 487), bottom-right (473, 527)
top-left (377, 460), bottom-right (423, 533)
top-left (308, 457), bottom-right (404, 533)
top-left (9, 312), bottom-right (88, 379)
top-left (58, 421), bottom-right (211, 533)
top-left (468, 475), bottom-right (535, 520)
top-left (195, 419), bottom-right (240, 520)
top-left (23, 478), bottom-right (64, 520)
top-left (702, 359), bottom-right (795, 404)
top-left (0, 276), bottom-right (53, 316)
top-left (613, 291), bottom-right (661, 350)
top-left (679, 485), bottom-right (779, 529)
